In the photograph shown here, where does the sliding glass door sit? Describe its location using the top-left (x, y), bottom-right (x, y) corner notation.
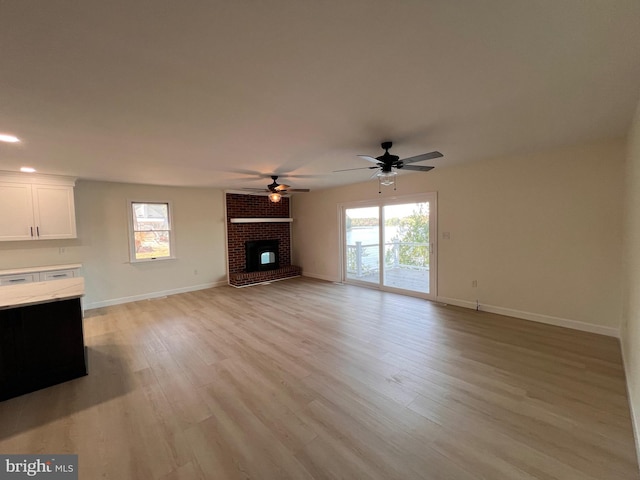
top-left (345, 206), bottom-right (380, 285)
top-left (343, 194), bottom-right (436, 299)
top-left (383, 202), bottom-right (431, 294)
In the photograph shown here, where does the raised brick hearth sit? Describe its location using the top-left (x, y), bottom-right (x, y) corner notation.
top-left (229, 265), bottom-right (302, 287)
top-left (226, 193), bottom-right (301, 287)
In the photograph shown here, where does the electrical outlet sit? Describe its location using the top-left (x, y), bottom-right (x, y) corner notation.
top-left (194, 269), bottom-right (198, 275)
top-left (472, 280), bottom-right (477, 287)
top-left (442, 232), bottom-right (451, 240)
top-left (59, 247), bottom-right (65, 254)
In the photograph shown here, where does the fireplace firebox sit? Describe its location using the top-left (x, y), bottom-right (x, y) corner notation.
top-left (245, 239), bottom-right (279, 272)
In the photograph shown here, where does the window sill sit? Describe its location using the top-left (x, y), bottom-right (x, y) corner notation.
top-left (130, 256), bottom-right (176, 264)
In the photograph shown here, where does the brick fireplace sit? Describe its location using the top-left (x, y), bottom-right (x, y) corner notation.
top-left (226, 193), bottom-right (301, 287)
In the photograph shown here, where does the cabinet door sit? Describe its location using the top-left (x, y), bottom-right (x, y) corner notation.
top-left (32, 184), bottom-right (77, 239)
top-left (0, 298), bottom-right (87, 400)
top-left (20, 299), bottom-right (86, 384)
top-left (0, 182), bottom-right (34, 241)
top-left (0, 308), bottom-right (26, 400)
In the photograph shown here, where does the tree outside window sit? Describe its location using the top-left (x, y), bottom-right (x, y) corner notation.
top-left (129, 202), bottom-right (174, 261)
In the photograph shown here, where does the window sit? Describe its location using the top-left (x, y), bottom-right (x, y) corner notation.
top-left (128, 201), bottom-right (174, 262)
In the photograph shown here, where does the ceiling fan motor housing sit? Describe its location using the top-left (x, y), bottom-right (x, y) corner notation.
top-left (378, 141), bottom-right (399, 166)
top-left (268, 175), bottom-right (282, 192)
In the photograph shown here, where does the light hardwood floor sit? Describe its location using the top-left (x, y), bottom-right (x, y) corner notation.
top-left (0, 277), bottom-right (638, 479)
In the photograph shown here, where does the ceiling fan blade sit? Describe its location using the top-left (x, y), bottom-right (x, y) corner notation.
top-left (333, 166), bottom-right (378, 172)
top-left (241, 188), bottom-right (269, 192)
top-left (357, 155), bottom-right (381, 164)
top-left (400, 165), bottom-right (435, 172)
top-left (274, 184), bottom-right (291, 191)
top-left (286, 188), bottom-right (310, 192)
top-left (400, 151), bottom-right (444, 164)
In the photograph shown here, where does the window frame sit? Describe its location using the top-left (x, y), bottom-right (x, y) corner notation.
top-left (127, 200), bottom-right (176, 263)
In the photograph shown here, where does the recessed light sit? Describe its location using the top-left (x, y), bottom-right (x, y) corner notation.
top-left (20, 167), bottom-right (36, 173)
top-left (0, 134), bottom-right (20, 143)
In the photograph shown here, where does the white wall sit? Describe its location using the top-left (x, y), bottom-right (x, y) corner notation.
top-left (0, 181), bottom-right (228, 308)
top-left (622, 96), bottom-right (640, 461)
top-left (293, 138), bottom-right (625, 334)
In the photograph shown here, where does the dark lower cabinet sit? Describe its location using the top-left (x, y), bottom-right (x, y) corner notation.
top-left (0, 297), bottom-right (87, 401)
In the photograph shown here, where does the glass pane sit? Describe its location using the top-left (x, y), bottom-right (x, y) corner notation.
top-left (261, 251), bottom-right (275, 264)
top-left (133, 203), bottom-right (170, 231)
top-left (345, 206), bottom-right (379, 284)
top-left (383, 202), bottom-right (430, 293)
top-left (134, 231), bottom-right (171, 259)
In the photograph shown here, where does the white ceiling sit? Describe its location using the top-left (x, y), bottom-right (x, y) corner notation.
top-left (1, 1), bottom-right (639, 192)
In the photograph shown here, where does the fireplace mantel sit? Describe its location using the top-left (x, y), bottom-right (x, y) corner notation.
top-left (229, 218), bottom-right (293, 223)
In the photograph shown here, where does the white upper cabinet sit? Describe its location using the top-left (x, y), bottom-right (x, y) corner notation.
top-left (32, 184), bottom-right (77, 239)
top-left (0, 182), bottom-right (34, 240)
top-left (0, 173), bottom-right (77, 241)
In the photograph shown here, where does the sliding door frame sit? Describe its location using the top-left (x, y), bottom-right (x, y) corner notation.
top-left (338, 192), bottom-right (437, 300)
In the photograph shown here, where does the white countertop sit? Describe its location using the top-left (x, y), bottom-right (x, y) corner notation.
top-left (0, 264), bottom-right (82, 276)
top-left (0, 277), bottom-right (85, 309)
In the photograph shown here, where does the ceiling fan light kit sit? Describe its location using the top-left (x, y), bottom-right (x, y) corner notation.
top-left (268, 192), bottom-right (282, 203)
top-left (376, 170), bottom-right (397, 186)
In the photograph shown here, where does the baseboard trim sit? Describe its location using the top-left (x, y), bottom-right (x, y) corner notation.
top-left (435, 296), bottom-right (620, 338)
top-left (436, 296), bottom-right (478, 310)
top-left (301, 272), bottom-right (340, 283)
top-left (620, 335), bottom-right (640, 470)
top-left (84, 281), bottom-right (226, 310)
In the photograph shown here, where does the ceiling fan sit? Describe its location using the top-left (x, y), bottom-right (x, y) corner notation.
top-left (335, 141), bottom-right (443, 188)
top-left (242, 175), bottom-right (310, 203)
